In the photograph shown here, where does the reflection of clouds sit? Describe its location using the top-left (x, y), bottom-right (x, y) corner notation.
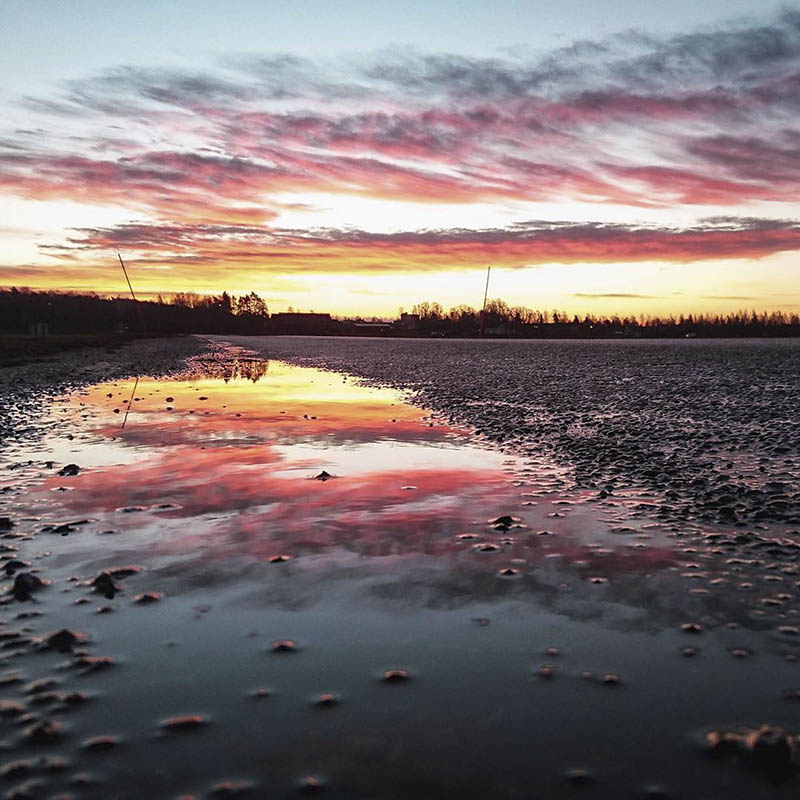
top-left (51, 359), bottom-right (793, 640)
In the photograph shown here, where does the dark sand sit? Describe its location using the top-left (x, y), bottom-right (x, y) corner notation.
top-left (0, 335), bottom-right (798, 799)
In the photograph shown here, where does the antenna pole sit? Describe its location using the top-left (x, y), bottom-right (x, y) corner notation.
top-left (479, 265), bottom-right (491, 337)
top-left (118, 253), bottom-right (137, 301)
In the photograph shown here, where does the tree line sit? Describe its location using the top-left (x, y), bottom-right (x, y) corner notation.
top-left (407, 299), bottom-right (800, 337)
top-left (0, 288), bottom-right (271, 336)
top-left (1, 287), bottom-right (799, 338)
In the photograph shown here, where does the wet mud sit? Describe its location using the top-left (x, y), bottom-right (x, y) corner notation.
top-left (0, 337), bottom-right (798, 798)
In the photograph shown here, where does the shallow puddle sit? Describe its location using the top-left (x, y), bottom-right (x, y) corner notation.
top-left (0, 347), bottom-right (798, 799)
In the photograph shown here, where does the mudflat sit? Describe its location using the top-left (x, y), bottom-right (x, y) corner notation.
top-left (0, 335), bottom-right (797, 799)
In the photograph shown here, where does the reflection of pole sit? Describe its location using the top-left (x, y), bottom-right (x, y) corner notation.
top-left (121, 376), bottom-right (139, 429)
top-left (479, 265), bottom-right (491, 337)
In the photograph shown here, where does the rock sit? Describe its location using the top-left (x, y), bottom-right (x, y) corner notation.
top-left (11, 573), bottom-right (45, 602)
top-left (57, 464), bottom-right (80, 477)
top-left (39, 629), bottom-right (88, 653)
top-left (312, 471), bottom-right (334, 481)
top-left (91, 572), bottom-right (120, 598)
top-left (271, 640), bottom-right (298, 653)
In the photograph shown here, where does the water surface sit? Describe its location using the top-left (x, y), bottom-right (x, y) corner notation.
top-left (0, 346), bottom-right (798, 799)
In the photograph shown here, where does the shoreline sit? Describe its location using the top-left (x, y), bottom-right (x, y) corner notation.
top-left (0, 336), bottom-right (207, 446)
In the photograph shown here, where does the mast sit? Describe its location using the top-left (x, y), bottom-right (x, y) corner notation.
top-left (479, 265), bottom-right (491, 337)
top-left (118, 253), bottom-right (137, 301)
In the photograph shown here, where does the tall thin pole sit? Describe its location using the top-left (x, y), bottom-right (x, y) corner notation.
top-left (479, 265), bottom-right (491, 337)
top-left (118, 253), bottom-right (136, 301)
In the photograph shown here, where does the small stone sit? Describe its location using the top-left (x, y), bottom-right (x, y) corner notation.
top-left (57, 465), bottom-right (80, 477)
top-left (299, 776), bottom-right (324, 793)
top-left (566, 768), bottom-right (594, 785)
top-left (705, 729), bottom-right (742, 757)
top-left (489, 515), bottom-right (519, 528)
top-left (382, 669), bottom-right (409, 683)
top-left (268, 555), bottom-right (293, 563)
top-left (680, 623), bottom-right (703, 634)
top-left (271, 640), bottom-right (298, 653)
top-left (538, 664), bottom-right (555, 679)
top-left (24, 719), bottom-right (62, 744)
top-left (0, 759), bottom-right (33, 779)
top-left (25, 678), bottom-right (59, 695)
top-left (312, 471), bottom-right (334, 481)
top-left (133, 592), bottom-right (163, 604)
top-left (313, 693), bottom-right (340, 708)
top-left (82, 735), bottom-right (118, 751)
top-left (160, 715), bottom-right (207, 732)
top-left (209, 779), bottom-right (253, 797)
top-left (70, 656), bottom-right (115, 673)
top-left (0, 701), bottom-right (24, 718)
top-left (497, 567), bottom-right (519, 577)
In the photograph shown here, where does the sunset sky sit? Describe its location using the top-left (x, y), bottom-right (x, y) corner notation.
top-left (2, 0), bottom-right (800, 317)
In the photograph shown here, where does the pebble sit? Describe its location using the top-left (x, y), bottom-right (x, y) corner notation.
top-left (160, 715), bottom-right (207, 732)
top-left (382, 669), bottom-right (409, 683)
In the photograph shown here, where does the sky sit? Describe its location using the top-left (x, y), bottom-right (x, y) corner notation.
top-left (1, 0), bottom-right (799, 317)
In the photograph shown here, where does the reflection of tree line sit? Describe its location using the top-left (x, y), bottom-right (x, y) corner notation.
top-left (181, 357), bottom-right (270, 383)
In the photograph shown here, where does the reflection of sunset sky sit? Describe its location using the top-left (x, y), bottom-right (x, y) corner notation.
top-left (38, 361), bottom-right (675, 574)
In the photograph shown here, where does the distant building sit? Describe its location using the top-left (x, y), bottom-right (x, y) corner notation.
top-left (270, 312), bottom-right (334, 334)
top-left (396, 312), bottom-right (420, 329)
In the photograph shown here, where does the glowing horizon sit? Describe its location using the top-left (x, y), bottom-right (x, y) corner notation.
top-left (2, 2), bottom-right (800, 317)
